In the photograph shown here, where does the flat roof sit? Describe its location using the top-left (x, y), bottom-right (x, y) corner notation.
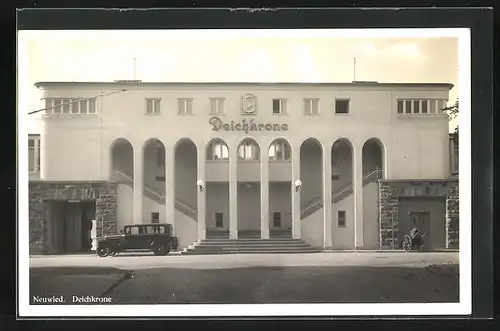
top-left (34, 81), bottom-right (454, 90)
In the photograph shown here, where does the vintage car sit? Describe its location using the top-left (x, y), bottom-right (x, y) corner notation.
top-left (96, 223), bottom-right (180, 257)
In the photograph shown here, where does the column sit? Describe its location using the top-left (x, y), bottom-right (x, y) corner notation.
top-left (165, 146), bottom-right (176, 235)
top-left (323, 148), bottom-right (333, 249)
top-left (260, 150), bottom-right (270, 239)
top-left (291, 145), bottom-right (301, 239)
top-left (197, 146), bottom-right (206, 241)
top-left (133, 143), bottom-right (144, 225)
top-left (229, 145), bottom-right (238, 239)
top-left (353, 144), bottom-right (364, 249)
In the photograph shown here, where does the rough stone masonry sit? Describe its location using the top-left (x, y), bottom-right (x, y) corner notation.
top-left (28, 181), bottom-right (117, 254)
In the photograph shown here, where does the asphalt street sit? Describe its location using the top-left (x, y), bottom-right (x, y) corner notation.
top-left (29, 252), bottom-right (460, 304)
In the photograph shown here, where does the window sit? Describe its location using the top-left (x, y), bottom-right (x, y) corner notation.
top-left (146, 98), bottom-right (161, 115)
top-left (71, 99), bottom-right (79, 113)
top-left (273, 212), bottom-right (281, 227)
top-left (44, 98), bottom-right (97, 114)
top-left (397, 100), bottom-right (404, 114)
top-left (54, 99), bottom-right (62, 113)
top-left (215, 213), bottom-right (223, 228)
top-left (405, 100), bottom-right (412, 114)
top-left (304, 98), bottom-right (319, 115)
top-left (178, 98), bottom-right (193, 115)
top-left (28, 139), bottom-right (35, 172)
top-left (268, 139), bottom-right (291, 161)
top-left (413, 100), bottom-right (420, 114)
top-left (335, 99), bottom-right (350, 114)
top-left (421, 100), bottom-right (428, 113)
top-left (338, 210), bottom-right (346, 227)
top-left (272, 99), bottom-right (286, 115)
top-left (238, 140), bottom-right (260, 161)
top-left (332, 175), bottom-right (340, 181)
top-left (210, 98), bottom-right (225, 115)
top-left (207, 140), bottom-right (229, 161)
top-left (88, 98), bottom-right (96, 113)
top-left (151, 212), bottom-right (160, 224)
top-left (28, 135), bottom-right (40, 173)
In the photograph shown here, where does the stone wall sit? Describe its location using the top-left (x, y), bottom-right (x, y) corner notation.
top-left (446, 181), bottom-right (459, 249)
top-left (378, 179), bottom-right (459, 250)
top-left (28, 181), bottom-right (117, 254)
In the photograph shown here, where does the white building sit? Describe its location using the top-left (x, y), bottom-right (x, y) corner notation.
top-left (28, 80), bottom-right (459, 254)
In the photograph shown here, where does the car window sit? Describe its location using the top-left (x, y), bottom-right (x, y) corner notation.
top-left (130, 226), bottom-right (139, 235)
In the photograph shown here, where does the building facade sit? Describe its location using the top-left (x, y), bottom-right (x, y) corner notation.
top-left (28, 81), bottom-right (459, 254)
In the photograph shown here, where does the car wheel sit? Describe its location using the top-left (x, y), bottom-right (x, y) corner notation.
top-left (171, 237), bottom-right (179, 251)
top-left (154, 244), bottom-right (170, 256)
top-left (96, 245), bottom-right (109, 257)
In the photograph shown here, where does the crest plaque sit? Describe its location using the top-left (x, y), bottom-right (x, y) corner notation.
top-left (241, 93), bottom-right (257, 115)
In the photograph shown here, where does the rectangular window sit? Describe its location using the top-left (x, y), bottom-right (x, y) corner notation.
top-left (405, 100), bottom-right (412, 114)
top-left (338, 210), bottom-right (346, 227)
top-left (215, 213), bottom-right (223, 228)
top-left (62, 99), bottom-right (71, 113)
top-left (332, 175), bottom-right (340, 181)
top-left (54, 99), bottom-right (62, 113)
top-left (37, 139), bottom-right (40, 172)
top-left (146, 98), bottom-right (161, 115)
top-left (429, 100), bottom-right (437, 113)
top-left (210, 98), bottom-right (224, 115)
top-left (273, 212), bottom-right (281, 227)
top-left (88, 98), bottom-right (96, 113)
top-left (151, 212), bottom-right (160, 224)
top-left (413, 100), bottom-right (420, 114)
top-left (421, 100), bottom-right (428, 113)
top-left (79, 99), bottom-right (87, 114)
top-left (397, 100), bottom-right (404, 114)
top-left (178, 98), bottom-right (194, 115)
top-left (272, 99), bottom-right (286, 114)
top-left (71, 99), bottom-right (79, 113)
top-left (335, 99), bottom-right (350, 114)
top-left (28, 139), bottom-right (35, 172)
top-left (45, 99), bottom-right (53, 114)
top-left (304, 98), bottom-right (319, 115)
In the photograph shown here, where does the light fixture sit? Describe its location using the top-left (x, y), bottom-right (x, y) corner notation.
top-left (294, 179), bottom-right (302, 192)
top-left (197, 179), bottom-right (204, 192)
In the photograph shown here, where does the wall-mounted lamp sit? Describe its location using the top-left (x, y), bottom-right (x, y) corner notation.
top-left (294, 179), bottom-right (302, 192)
top-left (197, 179), bottom-right (204, 192)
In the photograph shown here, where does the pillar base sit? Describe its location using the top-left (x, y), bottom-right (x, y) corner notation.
top-left (230, 230), bottom-right (238, 240)
top-left (261, 230), bottom-right (270, 240)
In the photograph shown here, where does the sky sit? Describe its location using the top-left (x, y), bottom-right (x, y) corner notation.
top-left (19, 30), bottom-right (459, 133)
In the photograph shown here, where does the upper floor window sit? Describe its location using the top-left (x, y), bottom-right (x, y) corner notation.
top-left (178, 98), bottom-right (193, 115)
top-left (210, 98), bottom-right (225, 115)
top-left (146, 98), bottom-right (161, 115)
top-left (238, 139), bottom-right (260, 161)
top-left (304, 98), bottom-right (319, 115)
top-left (28, 135), bottom-right (40, 173)
top-left (335, 99), bottom-right (350, 114)
top-left (45, 98), bottom-right (96, 114)
top-left (272, 99), bottom-right (287, 115)
top-left (269, 139), bottom-right (291, 161)
top-left (397, 99), bottom-right (447, 115)
top-left (206, 139), bottom-right (229, 161)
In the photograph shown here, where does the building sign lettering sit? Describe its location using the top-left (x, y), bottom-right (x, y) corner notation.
top-left (209, 116), bottom-right (288, 133)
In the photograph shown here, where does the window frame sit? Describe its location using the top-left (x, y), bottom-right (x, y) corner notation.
top-left (209, 98), bottom-right (225, 115)
top-left (304, 98), bottom-right (320, 115)
top-left (272, 98), bottom-right (287, 115)
top-left (178, 98), bottom-right (194, 115)
top-left (334, 99), bottom-right (350, 114)
top-left (28, 135), bottom-right (41, 173)
top-left (337, 210), bottom-right (346, 227)
top-left (146, 98), bottom-right (162, 115)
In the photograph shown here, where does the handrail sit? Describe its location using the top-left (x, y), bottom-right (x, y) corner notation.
top-left (114, 169), bottom-right (197, 214)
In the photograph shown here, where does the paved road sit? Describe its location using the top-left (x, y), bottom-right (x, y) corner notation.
top-left (29, 252), bottom-right (459, 305)
top-left (30, 252), bottom-right (459, 269)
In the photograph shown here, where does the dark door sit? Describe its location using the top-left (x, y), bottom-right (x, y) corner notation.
top-left (215, 213), bottom-right (223, 228)
top-left (273, 212), bottom-right (281, 228)
top-left (409, 212), bottom-right (431, 250)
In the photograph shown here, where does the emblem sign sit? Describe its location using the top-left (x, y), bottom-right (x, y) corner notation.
top-left (241, 93), bottom-right (257, 115)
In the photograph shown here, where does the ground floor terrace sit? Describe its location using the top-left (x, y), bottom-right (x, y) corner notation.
top-left (29, 137), bottom-right (459, 255)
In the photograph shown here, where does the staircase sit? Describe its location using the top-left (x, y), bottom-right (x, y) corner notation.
top-left (180, 229), bottom-right (321, 255)
top-left (300, 169), bottom-right (382, 219)
top-left (114, 170), bottom-right (197, 219)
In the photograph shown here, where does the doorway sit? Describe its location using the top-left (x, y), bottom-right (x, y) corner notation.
top-left (49, 200), bottom-right (95, 254)
top-left (409, 212), bottom-right (431, 251)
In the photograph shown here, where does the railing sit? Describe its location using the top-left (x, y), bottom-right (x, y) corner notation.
top-left (114, 170), bottom-right (198, 219)
top-left (300, 168), bottom-right (382, 219)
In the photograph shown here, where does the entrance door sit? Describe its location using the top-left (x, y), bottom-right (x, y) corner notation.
top-left (409, 212), bottom-right (431, 250)
top-left (215, 213), bottom-right (223, 228)
top-left (273, 212), bottom-right (281, 228)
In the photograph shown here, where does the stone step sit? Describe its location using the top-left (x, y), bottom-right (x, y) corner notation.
top-left (181, 249), bottom-right (321, 255)
top-left (200, 239), bottom-right (302, 243)
top-left (193, 243), bottom-right (311, 249)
